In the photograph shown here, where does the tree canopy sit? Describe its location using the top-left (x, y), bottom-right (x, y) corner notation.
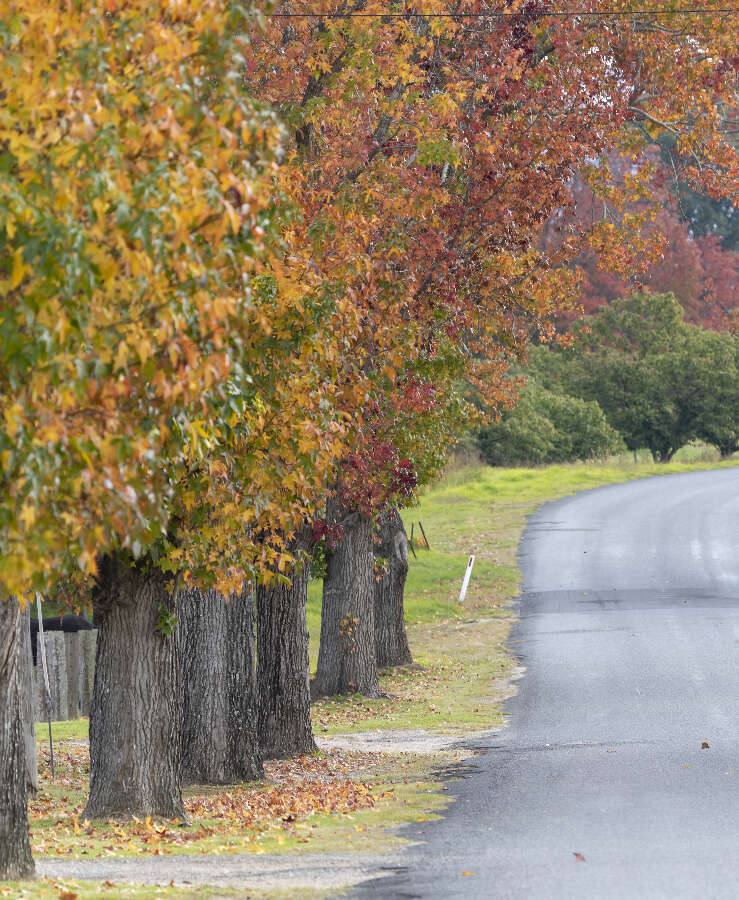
top-left (0, 2), bottom-right (737, 587)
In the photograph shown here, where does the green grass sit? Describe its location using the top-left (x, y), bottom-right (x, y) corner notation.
top-left (35, 719), bottom-right (88, 742)
top-left (312, 617), bottom-right (512, 736)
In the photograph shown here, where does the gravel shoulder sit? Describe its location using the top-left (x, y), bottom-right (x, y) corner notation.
top-left (36, 852), bottom-right (401, 892)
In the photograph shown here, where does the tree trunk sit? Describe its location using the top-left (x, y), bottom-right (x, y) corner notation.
top-left (19, 604), bottom-right (38, 795)
top-left (374, 508), bottom-right (412, 669)
top-left (0, 597), bottom-right (34, 879)
top-left (180, 586), bottom-right (262, 785)
top-left (83, 556), bottom-right (186, 821)
top-left (314, 492), bottom-right (380, 698)
top-left (257, 526), bottom-right (316, 759)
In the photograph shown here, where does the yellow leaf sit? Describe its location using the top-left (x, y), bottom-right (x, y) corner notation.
top-left (19, 503), bottom-right (36, 529)
top-left (11, 248), bottom-right (26, 289)
top-left (224, 202), bottom-right (240, 234)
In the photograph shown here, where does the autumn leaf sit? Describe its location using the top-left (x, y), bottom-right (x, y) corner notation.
top-left (573, 852), bottom-right (586, 862)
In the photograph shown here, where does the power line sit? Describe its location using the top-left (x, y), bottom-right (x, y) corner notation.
top-left (268, 7), bottom-right (739, 17)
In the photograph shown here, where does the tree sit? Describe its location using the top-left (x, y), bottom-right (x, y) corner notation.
top-left (0, 0), bottom-right (307, 829)
top-left (315, 486), bottom-right (381, 697)
top-left (374, 508), bottom-right (412, 670)
top-left (0, 598), bottom-right (34, 879)
top-left (538, 293), bottom-right (738, 462)
top-left (256, 525), bottom-right (316, 759)
top-left (476, 380), bottom-right (623, 466)
top-left (180, 587), bottom-right (262, 784)
top-left (84, 558), bottom-right (186, 820)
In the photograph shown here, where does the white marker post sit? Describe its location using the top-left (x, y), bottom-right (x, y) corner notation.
top-left (458, 554), bottom-right (475, 603)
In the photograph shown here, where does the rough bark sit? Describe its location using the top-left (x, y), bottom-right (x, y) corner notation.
top-left (314, 492), bottom-right (380, 698)
top-left (180, 586), bottom-right (262, 785)
top-left (19, 604), bottom-right (38, 795)
top-left (653, 447), bottom-right (676, 463)
top-left (374, 508), bottom-right (412, 669)
top-left (257, 526), bottom-right (316, 759)
top-left (83, 556), bottom-right (186, 821)
top-left (0, 597), bottom-right (34, 879)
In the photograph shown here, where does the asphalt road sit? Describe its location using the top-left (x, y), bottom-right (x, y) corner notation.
top-left (352, 467), bottom-right (739, 899)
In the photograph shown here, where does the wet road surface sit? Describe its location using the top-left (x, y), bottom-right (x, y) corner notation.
top-left (351, 468), bottom-right (739, 899)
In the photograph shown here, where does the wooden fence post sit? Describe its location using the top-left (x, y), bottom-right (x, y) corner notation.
top-left (64, 633), bottom-right (81, 719)
top-left (42, 633), bottom-right (67, 722)
top-left (79, 630), bottom-right (97, 718)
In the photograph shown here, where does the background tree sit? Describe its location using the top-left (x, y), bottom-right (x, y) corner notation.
top-left (680, 330), bottom-right (739, 459)
top-left (476, 380), bottom-right (623, 466)
top-left (534, 293), bottom-right (738, 462)
top-left (543, 167), bottom-right (739, 331)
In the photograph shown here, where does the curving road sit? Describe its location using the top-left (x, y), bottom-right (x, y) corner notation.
top-left (352, 467), bottom-right (739, 899)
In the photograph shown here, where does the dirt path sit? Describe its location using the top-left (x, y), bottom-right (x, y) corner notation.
top-left (37, 852), bottom-right (400, 892)
top-left (316, 728), bottom-right (489, 754)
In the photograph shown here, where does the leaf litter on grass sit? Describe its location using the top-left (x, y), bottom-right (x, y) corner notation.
top-left (30, 742), bottom-right (391, 859)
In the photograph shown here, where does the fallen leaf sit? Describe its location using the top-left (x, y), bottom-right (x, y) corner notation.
top-left (59, 892), bottom-right (78, 900)
top-left (701, 742), bottom-right (710, 749)
top-left (573, 852), bottom-right (586, 862)
top-left (461, 871), bottom-right (475, 876)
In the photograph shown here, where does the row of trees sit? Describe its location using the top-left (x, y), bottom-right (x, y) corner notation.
top-left (478, 293), bottom-right (738, 466)
top-left (2, 0), bottom-right (737, 879)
